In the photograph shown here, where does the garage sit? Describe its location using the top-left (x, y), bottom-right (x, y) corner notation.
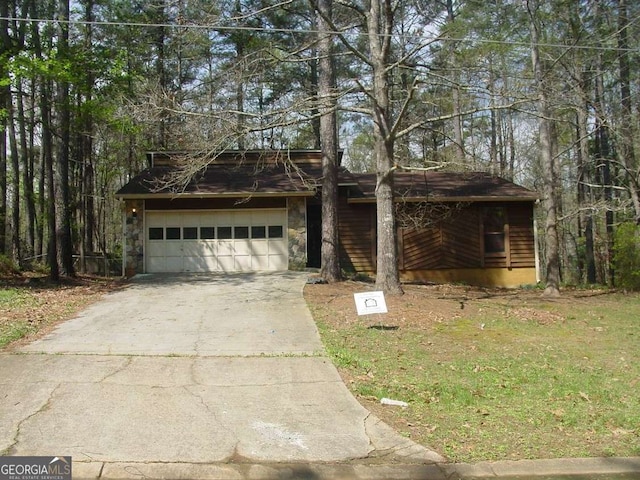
top-left (145, 209), bottom-right (288, 273)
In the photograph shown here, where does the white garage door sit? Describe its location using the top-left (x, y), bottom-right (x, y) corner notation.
top-left (145, 210), bottom-right (288, 273)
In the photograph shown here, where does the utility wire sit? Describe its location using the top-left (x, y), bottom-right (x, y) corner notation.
top-left (1, 15), bottom-right (639, 53)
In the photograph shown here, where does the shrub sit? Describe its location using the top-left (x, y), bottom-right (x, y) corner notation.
top-left (613, 222), bottom-right (640, 290)
top-left (0, 255), bottom-right (20, 276)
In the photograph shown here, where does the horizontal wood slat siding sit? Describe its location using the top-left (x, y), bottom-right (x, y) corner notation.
top-left (508, 204), bottom-right (536, 267)
top-left (402, 227), bottom-right (441, 269)
top-left (337, 198), bottom-right (536, 275)
top-left (338, 197), bottom-right (375, 271)
top-left (400, 206), bottom-right (481, 270)
top-left (441, 208), bottom-right (482, 268)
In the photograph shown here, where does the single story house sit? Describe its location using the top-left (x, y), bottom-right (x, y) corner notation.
top-left (115, 150), bottom-right (540, 287)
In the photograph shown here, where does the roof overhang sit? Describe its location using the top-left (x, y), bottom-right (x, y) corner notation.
top-left (115, 191), bottom-right (315, 200)
top-left (348, 195), bottom-right (539, 204)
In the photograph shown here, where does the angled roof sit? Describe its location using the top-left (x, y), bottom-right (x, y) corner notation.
top-left (115, 150), bottom-right (538, 202)
top-left (347, 171), bottom-right (539, 203)
top-left (116, 163), bottom-right (320, 199)
top-left (116, 150), bottom-right (329, 199)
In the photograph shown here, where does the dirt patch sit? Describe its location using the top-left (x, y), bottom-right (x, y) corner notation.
top-left (304, 280), bottom-right (618, 330)
top-left (309, 281), bottom-right (520, 327)
top-left (0, 274), bottom-right (126, 350)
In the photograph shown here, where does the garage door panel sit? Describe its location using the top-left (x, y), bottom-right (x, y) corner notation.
top-left (268, 240), bottom-right (287, 255)
top-left (251, 240), bottom-right (269, 256)
top-left (234, 240), bottom-right (251, 255)
top-left (184, 256), bottom-right (217, 272)
top-left (164, 242), bottom-right (182, 257)
top-left (145, 210), bottom-right (288, 273)
top-left (234, 256), bottom-right (252, 271)
top-left (165, 256), bottom-right (183, 271)
top-left (218, 240), bottom-right (234, 256)
top-left (198, 241), bottom-right (216, 256)
top-left (147, 242), bottom-right (165, 257)
top-left (200, 256), bottom-right (219, 271)
top-left (182, 257), bottom-right (198, 272)
top-left (147, 257), bottom-right (167, 272)
top-left (183, 241), bottom-right (207, 257)
top-left (251, 255), bottom-right (269, 270)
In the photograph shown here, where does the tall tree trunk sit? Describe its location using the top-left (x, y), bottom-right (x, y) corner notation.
top-left (0, 4), bottom-right (9, 256)
top-left (576, 78), bottom-right (596, 283)
top-left (79, 0), bottom-right (96, 272)
top-left (55, 0), bottom-right (74, 276)
top-left (488, 60), bottom-right (499, 174)
top-left (447, 0), bottom-right (464, 163)
top-left (0, 102), bottom-right (6, 257)
top-left (41, 78), bottom-right (58, 280)
top-left (18, 78), bottom-right (35, 259)
top-left (7, 95), bottom-right (21, 265)
top-left (369, 0), bottom-right (402, 295)
top-left (316, 0), bottom-right (341, 282)
top-left (310, 56), bottom-right (321, 150)
top-left (35, 88), bottom-right (45, 260)
top-left (528, 1), bottom-right (561, 297)
top-left (507, 112), bottom-right (515, 180)
top-left (594, 59), bottom-right (614, 286)
top-left (616, 0), bottom-right (640, 223)
top-left (34, 0), bottom-right (57, 279)
top-left (234, 0), bottom-right (246, 149)
top-left (153, 0), bottom-right (168, 148)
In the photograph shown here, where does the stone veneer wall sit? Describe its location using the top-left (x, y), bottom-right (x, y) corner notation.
top-left (287, 197), bottom-right (307, 270)
top-left (124, 199), bottom-right (144, 276)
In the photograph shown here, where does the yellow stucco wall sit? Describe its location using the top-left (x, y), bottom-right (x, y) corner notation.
top-left (399, 267), bottom-right (538, 288)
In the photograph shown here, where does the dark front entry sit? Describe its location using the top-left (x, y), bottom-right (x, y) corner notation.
top-left (306, 204), bottom-right (322, 268)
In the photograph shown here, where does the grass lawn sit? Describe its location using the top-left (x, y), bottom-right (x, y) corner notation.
top-left (304, 281), bottom-right (640, 463)
top-left (0, 275), bottom-right (122, 349)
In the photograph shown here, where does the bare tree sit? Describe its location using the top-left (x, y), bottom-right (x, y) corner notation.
top-left (366, 0), bottom-right (403, 294)
top-left (315, 0), bottom-right (341, 282)
top-left (527, 0), bottom-right (560, 296)
top-left (616, 0), bottom-right (640, 224)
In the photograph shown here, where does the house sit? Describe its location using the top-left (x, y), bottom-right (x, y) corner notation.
top-left (115, 150), bottom-right (539, 287)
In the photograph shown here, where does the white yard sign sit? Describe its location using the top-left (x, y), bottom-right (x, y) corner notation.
top-left (354, 291), bottom-right (388, 316)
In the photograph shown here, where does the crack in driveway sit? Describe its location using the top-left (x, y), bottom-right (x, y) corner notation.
top-left (4, 383), bottom-right (62, 455)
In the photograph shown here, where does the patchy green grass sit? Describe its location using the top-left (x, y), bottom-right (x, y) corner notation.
top-left (0, 288), bottom-right (41, 347)
top-left (0, 275), bottom-right (122, 350)
top-left (306, 283), bottom-right (640, 462)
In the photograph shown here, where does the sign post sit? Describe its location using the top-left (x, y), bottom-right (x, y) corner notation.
top-left (353, 291), bottom-right (388, 328)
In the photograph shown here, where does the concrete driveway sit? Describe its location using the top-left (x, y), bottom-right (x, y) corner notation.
top-left (20, 272), bottom-right (323, 356)
top-left (1, 272), bottom-right (443, 478)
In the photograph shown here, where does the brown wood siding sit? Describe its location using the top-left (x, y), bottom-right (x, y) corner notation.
top-left (508, 203), bottom-right (536, 267)
top-left (338, 195), bottom-right (375, 271)
top-left (440, 207), bottom-right (482, 268)
top-left (338, 199), bottom-right (536, 275)
top-left (481, 203), bottom-right (535, 268)
top-left (402, 227), bottom-right (442, 269)
top-left (400, 205), bottom-right (482, 270)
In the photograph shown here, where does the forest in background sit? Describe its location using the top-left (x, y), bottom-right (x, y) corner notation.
top-left (0, 0), bottom-right (638, 290)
